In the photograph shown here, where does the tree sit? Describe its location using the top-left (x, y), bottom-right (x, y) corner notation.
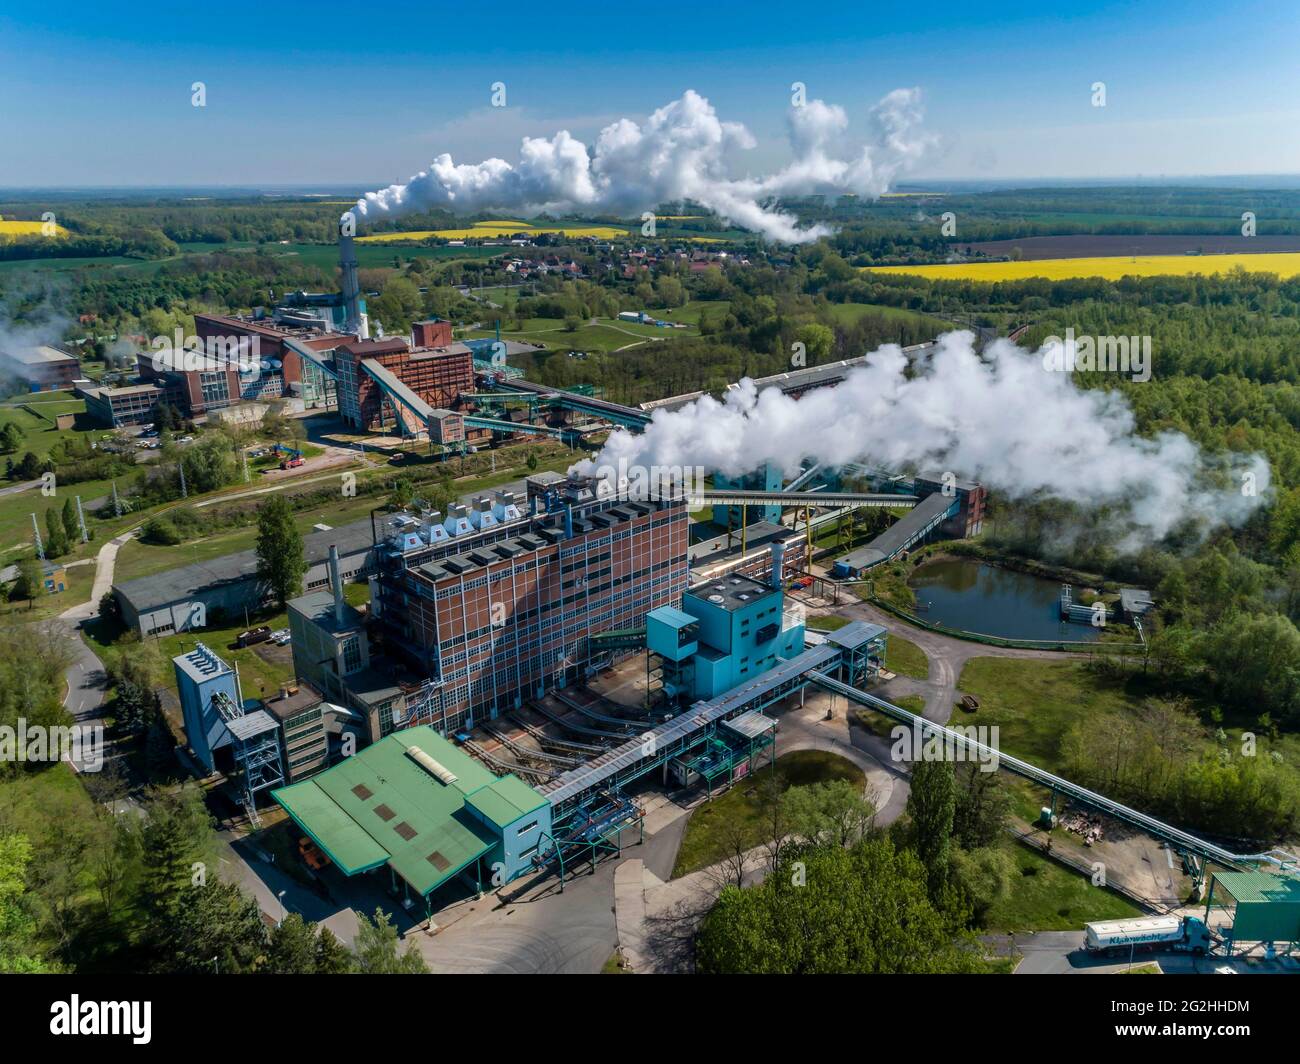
top-left (695, 837), bottom-right (983, 974)
top-left (151, 879), bottom-right (267, 974)
top-left (352, 908), bottom-right (428, 973)
top-left (266, 913), bottom-right (321, 974)
top-left (949, 846), bottom-right (1016, 925)
top-left (9, 556), bottom-right (41, 603)
top-left (782, 778), bottom-right (877, 848)
top-left (951, 762), bottom-right (1010, 850)
top-left (44, 507), bottom-right (68, 558)
top-left (180, 436), bottom-right (238, 494)
top-left (60, 497), bottom-right (78, 544)
top-left (255, 495), bottom-right (306, 607)
top-left (0, 423), bottom-right (22, 453)
top-left (315, 926), bottom-right (355, 974)
top-left (904, 757), bottom-right (956, 897)
top-left (137, 786), bottom-right (214, 920)
top-left (1210, 611), bottom-right (1300, 724)
top-left (0, 833), bottom-right (52, 973)
top-left (795, 322), bottom-right (834, 363)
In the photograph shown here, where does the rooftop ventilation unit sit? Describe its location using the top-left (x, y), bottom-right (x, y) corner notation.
top-left (443, 504), bottom-right (473, 538)
top-left (470, 496), bottom-right (499, 529)
top-left (406, 744), bottom-right (458, 786)
top-left (492, 490), bottom-right (523, 523)
top-left (423, 512), bottom-right (450, 543)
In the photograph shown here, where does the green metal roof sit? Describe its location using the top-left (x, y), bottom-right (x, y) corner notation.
top-left (273, 727), bottom-right (543, 897)
top-left (648, 606), bottom-right (698, 630)
top-left (1212, 871), bottom-right (1300, 905)
top-left (467, 774), bottom-right (548, 828)
top-left (1211, 872), bottom-right (1300, 944)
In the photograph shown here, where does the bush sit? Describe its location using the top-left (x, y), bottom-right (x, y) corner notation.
top-left (141, 516), bottom-right (182, 545)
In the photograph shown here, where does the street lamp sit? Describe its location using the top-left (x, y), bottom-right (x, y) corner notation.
top-left (277, 889), bottom-right (287, 927)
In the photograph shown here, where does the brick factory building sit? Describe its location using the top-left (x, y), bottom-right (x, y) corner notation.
top-left (333, 321), bottom-right (475, 433)
top-left (0, 344), bottom-right (82, 392)
top-left (357, 474), bottom-right (689, 735)
top-left (158, 312), bottom-right (351, 416)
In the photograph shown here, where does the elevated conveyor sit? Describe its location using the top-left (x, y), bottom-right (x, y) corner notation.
top-left (807, 673), bottom-right (1300, 882)
top-left (832, 492), bottom-right (958, 576)
top-left (699, 489), bottom-right (919, 509)
top-left (486, 377), bottom-right (652, 430)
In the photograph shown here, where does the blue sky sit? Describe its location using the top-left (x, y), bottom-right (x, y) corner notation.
top-left (2, 0), bottom-right (1298, 188)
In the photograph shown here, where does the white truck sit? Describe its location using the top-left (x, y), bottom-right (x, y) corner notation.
top-left (1084, 915), bottom-right (1213, 956)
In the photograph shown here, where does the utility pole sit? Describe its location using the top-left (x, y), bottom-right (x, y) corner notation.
top-left (111, 480), bottom-right (123, 518)
top-left (30, 513), bottom-right (44, 561)
top-left (179, 459), bottom-right (188, 499)
top-left (242, 448), bottom-right (250, 483)
top-left (75, 496), bottom-right (89, 544)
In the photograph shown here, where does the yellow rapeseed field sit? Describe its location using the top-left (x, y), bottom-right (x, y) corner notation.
top-left (359, 220), bottom-right (627, 242)
top-left (0, 218), bottom-right (68, 238)
top-left (866, 253), bottom-right (1300, 282)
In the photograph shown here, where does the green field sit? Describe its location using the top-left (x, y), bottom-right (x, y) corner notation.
top-left (826, 301), bottom-right (949, 333)
top-left (87, 580), bottom-right (369, 702)
top-left (671, 750), bottom-right (865, 878)
top-left (466, 314), bottom-right (695, 354)
top-left (886, 634), bottom-right (928, 679)
top-left (982, 840), bottom-right (1143, 932)
top-left (659, 299), bottom-right (731, 325)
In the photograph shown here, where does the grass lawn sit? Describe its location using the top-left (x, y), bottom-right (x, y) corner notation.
top-left (660, 299), bottom-right (730, 325)
top-left (886, 634), bottom-right (928, 679)
top-left (466, 316), bottom-right (693, 355)
top-left (89, 606), bottom-right (297, 699)
top-left (825, 301), bottom-right (949, 334)
top-left (111, 445), bottom-right (580, 585)
top-left (0, 559), bottom-right (91, 625)
top-left (956, 657), bottom-right (1138, 775)
top-left (806, 614), bottom-right (849, 632)
top-left (853, 693), bottom-right (924, 739)
top-left (601, 950), bottom-right (631, 974)
top-left (671, 750), bottom-right (865, 878)
top-left (0, 761), bottom-right (96, 839)
top-left (956, 657), bottom-right (1145, 820)
top-left (982, 839), bottom-right (1143, 932)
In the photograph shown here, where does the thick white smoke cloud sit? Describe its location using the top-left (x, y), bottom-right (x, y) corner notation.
top-left (351, 89), bottom-right (933, 244)
top-left (581, 331), bottom-right (1269, 548)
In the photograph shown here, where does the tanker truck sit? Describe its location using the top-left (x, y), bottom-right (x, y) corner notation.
top-left (1083, 915), bottom-right (1214, 957)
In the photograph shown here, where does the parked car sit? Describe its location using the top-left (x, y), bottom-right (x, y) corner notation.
top-left (270, 628), bottom-right (291, 646)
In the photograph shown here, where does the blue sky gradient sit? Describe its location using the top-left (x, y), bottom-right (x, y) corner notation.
top-left (2, 0), bottom-right (1297, 187)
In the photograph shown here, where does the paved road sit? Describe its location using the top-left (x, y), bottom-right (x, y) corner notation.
top-left (57, 529), bottom-right (137, 775)
top-left (0, 477), bottom-right (42, 498)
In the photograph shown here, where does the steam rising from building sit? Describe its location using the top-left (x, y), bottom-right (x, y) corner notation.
top-left (348, 89), bottom-right (934, 244)
top-left (581, 331), bottom-right (1270, 549)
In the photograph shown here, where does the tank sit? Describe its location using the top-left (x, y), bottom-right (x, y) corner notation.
top-left (1084, 915), bottom-right (1184, 952)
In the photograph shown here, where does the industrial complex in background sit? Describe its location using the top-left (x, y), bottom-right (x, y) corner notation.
top-left (80, 221), bottom-right (1294, 957)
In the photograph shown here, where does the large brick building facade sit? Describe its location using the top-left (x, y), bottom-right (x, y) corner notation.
top-left (332, 322), bottom-right (474, 433)
top-left (372, 481), bottom-right (689, 733)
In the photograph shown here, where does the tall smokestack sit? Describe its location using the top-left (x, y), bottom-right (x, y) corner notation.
top-left (770, 541), bottom-right (785, 592)
top-left (328, 544), bottom-right (345, 625)
top-left (338, 217), bottom-right (368, 340)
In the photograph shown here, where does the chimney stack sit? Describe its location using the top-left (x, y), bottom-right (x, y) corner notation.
top-left (770, 541), bottom-right (785, 592)
top-left (338, 219), bottom-right (367, 340)
top-left (328, 544), bottom-right (345, 625)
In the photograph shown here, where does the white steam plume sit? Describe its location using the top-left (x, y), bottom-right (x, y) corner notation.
top-left (350, 89), bottom-right (933, 244)
top-left (580, 331), bottom-right (1269, 548)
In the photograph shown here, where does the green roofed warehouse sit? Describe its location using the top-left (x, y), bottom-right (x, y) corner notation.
top-left (273, 726), bottom-right (550, 914)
